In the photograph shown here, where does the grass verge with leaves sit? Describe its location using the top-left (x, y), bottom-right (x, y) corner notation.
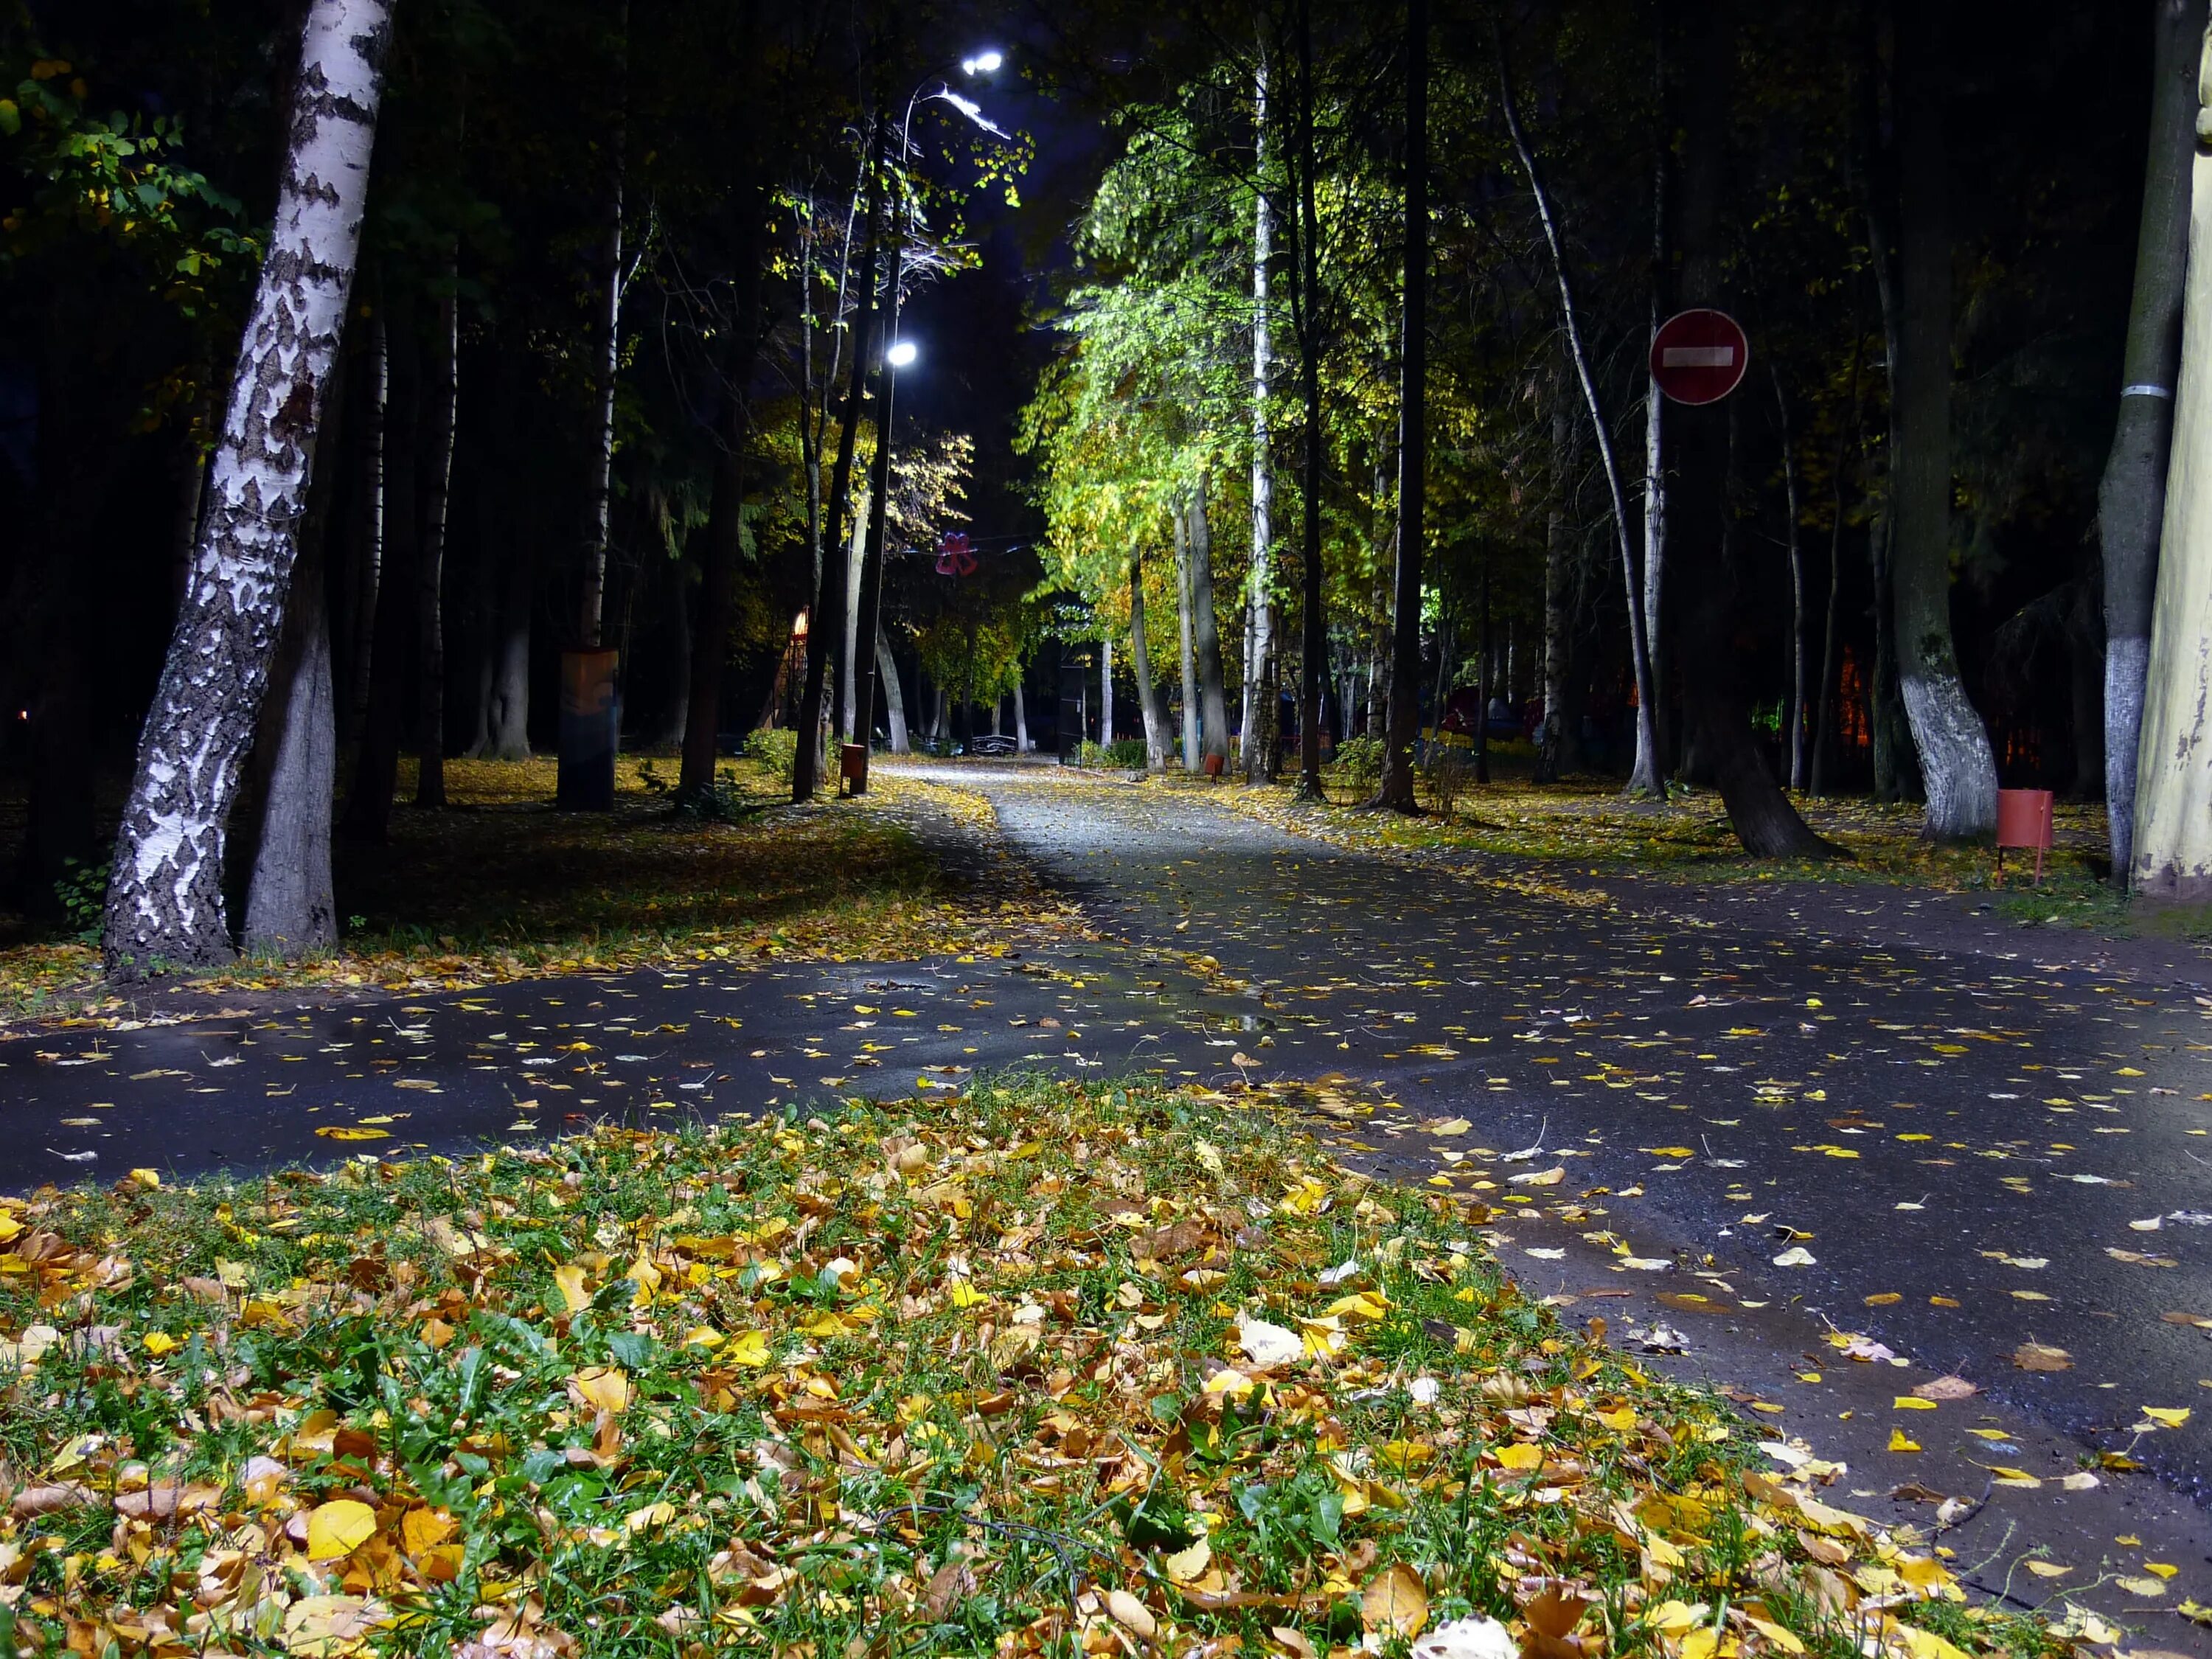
top-left (0, 1077), bottom-right (2056, 1658)
top-left (0, 757), bottom-right (1073, 1022)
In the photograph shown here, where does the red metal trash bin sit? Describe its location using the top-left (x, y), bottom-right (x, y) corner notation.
top-left (1994, 788), bottom-right (2054, 886)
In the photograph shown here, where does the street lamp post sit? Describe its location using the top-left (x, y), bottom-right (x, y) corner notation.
top-left (847, 52), bottom-right (1006, 794)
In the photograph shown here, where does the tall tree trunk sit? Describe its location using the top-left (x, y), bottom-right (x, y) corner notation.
top-left (1190, 472), bottom-right (1231, 762)
top-left (1858, 17), bottom-right (1921, 804)
top-left (1130, 553), bottom-right (1172, 768)
top-left (796, 123), bottom-right (882, 799)
top-left (1632, 5), bottom-right (1671, 793)
top-left (679, 149), bottom-right (765, 801)
top-left (1773, 363), bottom-right (1809, 791)
top-left (1245, 43), bottom-right (1279, 782)
top-left (577, 0), bottom-right (628, 651)
top-left (851, 162), bottom-right (910, 794)
top-left (1099, 635), bottom-right (1115, 746)
top-left (1498, 26), bottom-right (1661, 796)
top-left (2101, 0), bottom-right (2202, 880)
top-left (415, 277), bottom-right (457, 807)
top-left (841, 486), bottom-right (869, 740)
top-left (876, 625), bottom-right (909, 753)
top-left (1658, 0), bottom-right (1831, 856)
top-left (1378, 0), bottom-right (1429, 811)
top-left (245, 532), bottom-right (338, 956)
top-left (2132, 19), bottom-right (2212, 897)
top-left (342, 291), bottom-right (420, 844)
top-left (1536, 380), bottom-right (1585, 782)
top-left (1175, 498), bottom-right (1202, 768)
top-left (1891, 0), bottom-right (1998, 839)
top-left (102, 0), bottom-right (389, 972)
top-left (1295, 0), bottom-right (1327, 798)
top-left (347, 303), bottom-right (387, 742)
top-left (1811, 322), bottom-right (1865, 794)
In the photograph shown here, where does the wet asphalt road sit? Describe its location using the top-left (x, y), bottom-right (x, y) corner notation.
top-left (953, 770), bottom-right (2212, 1497)
top-left (10, 763), bottom-right (2212, 1635)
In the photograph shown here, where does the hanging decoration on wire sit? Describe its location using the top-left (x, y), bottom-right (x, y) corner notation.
top-left (934, 531), bottom-right (978, 577)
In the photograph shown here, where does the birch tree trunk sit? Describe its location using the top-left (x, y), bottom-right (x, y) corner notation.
top-left (2132, 19), bottom-right (2212, 899)
top-left (841, 487), bottom-right (869, 741)
top-left (1131, 554), bottom-right (1172, 769)
top-left (1637, 376), bottom-right (1667, 790)
top-left (414, 279), bottom-right (457, 808)
top-left (1011, 675), bottom-right (1026, 754)
top-left (1498, 29), bottom-right (1660, 793)
top-left (1175, 500), bottom-right (1202, 768)
top-left (1377, 0), bottom-right (1429, 811)
top-left (1632, 18), bottom-right (1670, 793)
top-left (577, 0), bottom-right (628, 651)
top-left (2101, 0), bottom-right (2202, 880)
top-left (832, 484), bottom-right (867, 739)
top-left (103, 0), bottom-right (389, 974)
top-left (1245, 46), bottom-right (1278, 782)
top-left (1294, 0), bottom-right (1327, 799)
top-left (1190, 472), bottom-right (1231, 764)
top-left (1100, 636), bottom-right (1115, 747)
top-left (1891, 0), bottom-right (1999, 839)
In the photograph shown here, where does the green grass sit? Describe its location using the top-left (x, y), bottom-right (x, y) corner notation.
top-left (0, 1076), bottom-right (2056, 1656)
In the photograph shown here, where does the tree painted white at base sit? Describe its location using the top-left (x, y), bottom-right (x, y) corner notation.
top-left (102, 0), bottom-right (391, 973)
top-left (2134, 51), bottom-right (2212, 900)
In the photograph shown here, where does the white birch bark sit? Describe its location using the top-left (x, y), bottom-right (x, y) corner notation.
top-left (1100, 636), bottom-right (1114, 747)
top-left (577, 0), bottom-right (629, 650)
top-left (1174, 498), bottom-right (1201, 768)
top-left (2133, 22), bottom-right (2212, 900)
top-left (104, 0), bottom-right (389, 973)
top-left (1244, 49), bottom-right (1277, 782)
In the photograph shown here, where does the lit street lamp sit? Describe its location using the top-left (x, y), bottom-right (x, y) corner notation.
top-left (849, 50), bottom-right (1009, 793)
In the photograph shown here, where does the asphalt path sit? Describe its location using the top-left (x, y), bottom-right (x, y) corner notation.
top-left (959, 773), bottom-right (2212, 1470)
top-left (7, 764), bottom-right (2212, 1641)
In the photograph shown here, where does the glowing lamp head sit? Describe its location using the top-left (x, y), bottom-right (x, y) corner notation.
top-left (886, 340), bottom-right (919, 369)
top-left (961, 50), bottom-right (1003, 74)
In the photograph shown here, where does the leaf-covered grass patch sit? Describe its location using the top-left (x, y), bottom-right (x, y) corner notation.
top-left (0, 1077), bottom-right (2056, 1656)
top-left (1214, 773), bottom-right (2135, 898)
top-left (0, 757), bottom-right (1072, 1021)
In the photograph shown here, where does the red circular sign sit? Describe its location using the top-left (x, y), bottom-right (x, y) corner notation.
top-left (1650, 308), bottom-right (1750, 406)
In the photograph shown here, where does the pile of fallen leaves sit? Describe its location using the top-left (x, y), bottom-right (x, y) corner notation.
top-left (0, 1079), bottom-right (2056, 1658)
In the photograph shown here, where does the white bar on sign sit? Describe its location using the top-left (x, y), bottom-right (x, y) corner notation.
top-left (1662, 346), bottom-right (1735, 368)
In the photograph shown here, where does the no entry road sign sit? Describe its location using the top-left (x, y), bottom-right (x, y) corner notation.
top-left (1650, 308), bottom-right (1750, 405)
